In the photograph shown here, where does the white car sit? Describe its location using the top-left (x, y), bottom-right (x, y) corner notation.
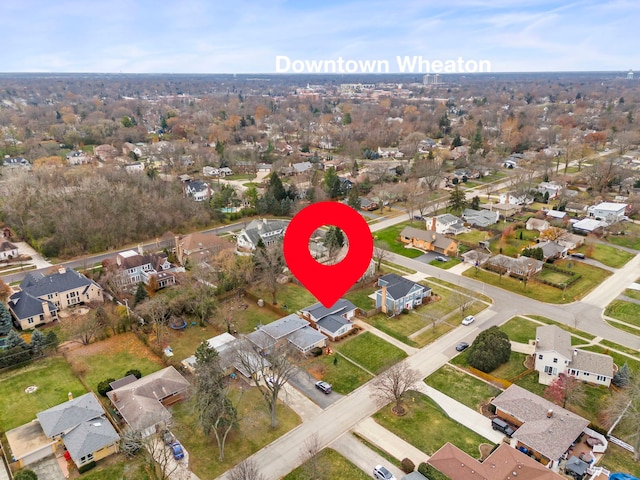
top-left (461, 315), bottom-right (475, 326)
top-left (373, 465), bottom-right (396, 480)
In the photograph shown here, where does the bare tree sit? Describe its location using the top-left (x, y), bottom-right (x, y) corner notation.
top-left (370, 362), bottom-right (420, 415)
top-left (254, 241), bottom-right (285, 305)
top-left (455, 290), bottom-right (475, 317)
top-left (136, 295), bottom-right (170, 346)
top-left (373, 241), bottom-right (391, 271)
top-left (228, 458), bottom-right (267, 480)
top-left (299, 433), bottom-right (322, 480)
top-left (235, 338), bottom-right (300, 428)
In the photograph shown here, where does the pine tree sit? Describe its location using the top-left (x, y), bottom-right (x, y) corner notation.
top-left (0, 302), bottom-right (12, 336)
top-left (347, 184), bottom-right (361, 210)
top-left (447, 186), bottom-right (468, 215)
top-left (30, 329), bottom-right (46, 355)
top-left (134, 283), bottom-right (148, 305)
top-left (5, 330), bottom-right (28, 350)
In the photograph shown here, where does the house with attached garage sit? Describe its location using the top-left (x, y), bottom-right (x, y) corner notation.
top-left (461, 208), bottom-right (499, 228)
top-left (533, 325), bottom-right (614, 387)
top-left (184, 179), bottom-right (212, 202)
top-left (399, 226), bottom-right (458, 256)
top-left (8, 267), bottom-right (103, 330)
top-left (0, 240), bottom-right (18, 260)
top-left (113, 249), bottom-right (176, 289)
top-left (246, 314), bottom-right (327, 353)
top-left (5, 392), bottom-right (119, 470)
top-left (587, 202), bottom-right (627, 225)
top-left (300, 299), bottom-right (358, 341)
top-left (375, 273), bottom-right (431, 316)
top-left (236, 218), bottom-right (289, 254)
top-left (425, 213), bottom-right (466, 235)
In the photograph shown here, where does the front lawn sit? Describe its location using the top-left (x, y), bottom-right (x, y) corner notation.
top-left (429, 257), bottom-right (462, 269)
top-left (344, 285), bottom-right (377, 311)
top-left (305, 353), bottom-right (372, 394)
top-left (64, 333), bottom-right (164, 393)
top-left (527, 315), bottom-right (596, 340)
top-left (425, 365), bottom-right (501, 411)
top-left (605, 222), bottom-right (640, 250)
top-left (373, 222), bottom-right (427, 258)
top-left (283, 448), bottom-right (372, 480)
top-left (365, 311), bottom-right (426, 344)
top-left (337, 332), bottom-right (407, 374)
top-left (456, 230), bottom-right (492, 244)
top-left (576, 243), bottom-right (634, 268)
top-left (374, 391), bottom-right (493, 457)
top-left (464, 259), bottom-right (611, 303)
top-left (172, 383), bottom-right (301, 479)
top-left (623, 289), bottom-right (640, 301)
top-left (605, 300), bottom-right (640, 327)
top-left (450, 352), bottom-right (529, 382)
top-left (0, 356), bottom-right (87, 431)
top-left (536, 268), bottom-right (573, 285)
top-left (74, 454), bottom-right (151, 480)
top-left (489, 229), bottom-right (538, 257)
top-left (499, 316), bottom-right (539, 343)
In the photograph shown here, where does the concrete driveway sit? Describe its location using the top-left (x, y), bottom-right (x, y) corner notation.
top-left (287, 369), bottom-right (342, 409)
top-left (28, 456), bottom-right (65, 480)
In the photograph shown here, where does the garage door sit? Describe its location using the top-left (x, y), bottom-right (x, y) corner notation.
top-left (23, 445), bottom-right (53, 466)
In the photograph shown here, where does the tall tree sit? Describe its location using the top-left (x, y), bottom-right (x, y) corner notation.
top-left (30, 329), bottom-right (47, 355)
top-left (373, 241), bottom-right (390, 271)
top-left (371, 362), bottom-right (420, 415)
top-left (467, 326), bottom-right (511, 373)
top-left (323, 167), bottom-right (342, 199)
top-left (447, 186), bottom-right (468, 215)
top-left (254, 241), bottom-right (286, 305)
top-left (228, 458), bottom-right (267, 480)
top-left (347, 183), bottom-right (361, 210)
top-left (0, 302), bottom-right (12, 336)
top-left (544, 373), bottom-right (585, 409)
top-left (4, 329), bottom-right (28, 350)
top-left (323, 226), bottom-right (345, 261)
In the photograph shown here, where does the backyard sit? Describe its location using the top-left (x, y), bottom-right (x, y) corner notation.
top-left (373, 222), bottom-right (428, 258)
top-left (605, 222), bottom-right (640, 250)
top-left (374, 391), bottom-right (493, 457)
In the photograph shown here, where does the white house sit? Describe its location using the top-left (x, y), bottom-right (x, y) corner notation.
top-left (184, 180), bottom-right (211, 202)
top-left (534, 325), bottom-right (614, 387)
top-left (236, 218), bottom-right (289, 254)
top-left (114, 250), bottom-right (176, 289)
top-left (461, 208), bottom-right (499, 228)
top-left (587, 202), bottom-right (627, 224)
top-left (425, 214), bottom-right (466, 235)
top-left (499, 192), bottom-right (534, 205)
top-left (537, 182), bottom-right (563, 199)
top-left (525, 218), bottom-right (550, 232)
top-left (300, 299), bottom-right (358, 341)
top-left (124, 162), bottom-right (144, 173)
top-left (0, 240), bottom-right (18, 260)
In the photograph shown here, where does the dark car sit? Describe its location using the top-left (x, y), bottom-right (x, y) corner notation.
top-left (455, 342), bottom-right (469, 352)
top-left (570, 252), bottom-right (586, 259)
top-left (315, 381), bottom-right (332, 394)
top-left (491, 418), bottom-right (515, 437)
top-left (169, 442), bottom-right (184, 460)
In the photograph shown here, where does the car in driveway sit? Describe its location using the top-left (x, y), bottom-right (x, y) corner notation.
top-left (461, 315), bottom-right (475, 326)
top-left (570, 252), bottom-right (585, 259)
top-left (373, 464), bottom-right (396, 480)
top-left (455, 341), bottom-right (469, 351)
top-left (435, 255), bottom-right (448, 262)
top-left (315, 381), bottom-right (332, 394)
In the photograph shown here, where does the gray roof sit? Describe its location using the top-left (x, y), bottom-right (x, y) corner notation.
top-left (0, 241), bottom-right (17, 252)
top-left (287, 326), bottom-right (326, 349)
top-left (9, 290), bottom-right (58, 321)
top-left (461, 208), bottom-right (498, 227)
top-left (292, 161), bottom-right (312, 173)
top-left (63, 417), bottom-right (119, 464)
top-left (241, 218), bottom-right (289, 247)
top-left (37, 393), bottom-right (106, 438)
top-left (317, 315), bottom-right (349, 334)
top-left (538, 241), bottom-right (566, 259)
top-left (301, 299), bottom-right (357, 321)
top-left (401, 473), bottom-right (428, 480)
top-left (491, 385), bottom-right (589, 461)
top-left (536, 325), bottom-right (571, 358)
top-left (378, 273), bottom-right (430, 301)
top-left (571, 350), bottom-right (614, 378)
top-left (258, 314), bottom-right (309, 339)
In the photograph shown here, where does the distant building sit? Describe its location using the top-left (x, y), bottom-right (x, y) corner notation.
top-left (587, 202), bottom-right (627, 224)
top-left (236, 218), bottom-right (289, 254)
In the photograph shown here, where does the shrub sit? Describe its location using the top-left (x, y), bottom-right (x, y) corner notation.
top-left (310, 347), bottom-right (323, 357)
top-left (14, 470), bottom-right (38, 480)
top-left (78, 461), bottom-right (96, 473)
top-left (418, 462), bottom-right (451, 480)
top-left (97, 378), bottom-right (116, 397)
top-left (125, 369), bottom-right (142, 379)
top-left (467, 326), bottom-right (511, 373)
top-left (401, 458), bottom-right (415, 473)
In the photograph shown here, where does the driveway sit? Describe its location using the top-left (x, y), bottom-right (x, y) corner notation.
top-left (287, 368), bottom-right (342, 409)
top-left (28, 456), bottom-right (65, 480)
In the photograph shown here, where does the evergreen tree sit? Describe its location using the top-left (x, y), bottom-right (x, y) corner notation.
top-left (134, 283), bottom-right (148, 305)
top-left (347, 184), bottom-right (361, 210)
top-left (342, 112), bottom-right (352, 125)
top-left (323, 167), bottom-right (342, 199)
top-left (470, 196), bottom-right (480, 210)
top-left (266, 172), bottom-right (286, 202)
top-left (45, 331), bottom-right (59, 351)
top-left (467, 326), bottom-right (511, 373)
top-left (30, 329), bottom-right (46, 355)
top-left (447, 186), bottom-right (468, 215)
top-left (323, 227), bottom-right (345, 256)
top-left (451, 133), bottom-right (463, 148)
top-left (0, 302), bottom-right (12, 336)
top-left (5, 330), bottom-right (28, 350)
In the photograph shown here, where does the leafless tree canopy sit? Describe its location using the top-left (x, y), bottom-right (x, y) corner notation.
top-left (228, 458), bottom-right (267, 480)
top-left (370, 362), bottom-right (421, 414)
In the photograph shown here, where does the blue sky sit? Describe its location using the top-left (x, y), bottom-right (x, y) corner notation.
top-left (2, 0), bottom-right (639, 73)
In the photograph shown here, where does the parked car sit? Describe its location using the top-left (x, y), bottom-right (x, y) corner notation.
top-left (455, 342), bottom-right (469, 352)
top-left (315, 381), bottom-right (332, 394)
top-left (373, 464), bottom-right (396, 480)
top-left (265, 376), bottom-right (275, 388)
top-left (570, 252), bottom-right (585, 259)
top-left (461, 315), bottom-right (475, 326)
top-left (169, 442), bottom-right (184, 460)
top-left (491, 418), bottom-right (515, 437)
top-left (435, 255), bottom-right (448, 262)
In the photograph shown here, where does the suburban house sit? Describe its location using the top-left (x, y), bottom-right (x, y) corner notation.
top-left (175, 232), bottom-right (233, 265)
top-left (557, 232), bottom-right (585, 251)
top-left (572, 218), bottom-right (607, 235)
top-left (107, 366), bottom-right (190, 437)
top-left (399, 226), bottom-right (458, 256)
top-left (537, 240), bottom-right (568, 261)
top-left (537, 182), bottom-right (563, 199)
top-left (113, 249), bottom-right (176, 289)
top-left (360, 197), bottom-right (379, 211)
top-left (0, 240), bottom-right (18, 260)
top-left (247, 314), bottom-right (327, 353)
top-left (236, 218), bottom-right (289, 254)
top-left (534, 325), bottom-right (614, 387)
top-left (428, 442), bottom-right (565, 480)
top-left (6, 393), bottom-right (119, 470)
top-left (377, 146), bottom-right (403, 158)
top-left (461, 208), bottom-right (499, 228)
top-left (526, 217), bottom-right (551, 232)
top-left (184, 179), bottom-right (212, 202)
top-left (480, 202), bottom-right (522, 218)
top-left (123, 161), bottom-right (144, 173)
top-left (9, 267), bottom-right (103, 330)
top-left (499, 192), bottom-right (534, 206)
top-left (587, 202), bottom-right (627, 224)
top-left (546, 209), bottom-right (568, 221)
top-left (486, 254), bottom-right (543, 277)
top-left (491, 385), bottom-right (591, 467)
top-left (300, 299), bottom-right (358, 341)
top-left (66, 150), bottom-right (92, 165)
top-left (565, 202), bottom-right (588, 215)
top-left (461, 249), bottom-right (491, 266)
top-left (375, 273), bottom-right (431, 316)
top-left (3, 156), bottom-right (31, 169)
top-left (425, 214), bottom-right (466, 235)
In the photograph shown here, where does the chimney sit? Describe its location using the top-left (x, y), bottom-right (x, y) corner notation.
top-left (113, 392), bottom-right (118, 402)
top-left (263, 218), bottom-right (267, 224)
top-left (137, 243), bottom-right (143, 255)
top-left (536, 337), bottom-right (540, 345)
top-left (68, 392), bottom-right (73, 401)
top-left (547, 409), bottom-right (553, 418)
top-left (381, 285), bottom-right (388, 313)
top-left (431, 217), bottom-right (436, 230)
top-left (58, 266), bottom-right (66, 275)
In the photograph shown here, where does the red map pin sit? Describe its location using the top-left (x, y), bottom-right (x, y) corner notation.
top-left (284, 201), bottom-right (373, 308)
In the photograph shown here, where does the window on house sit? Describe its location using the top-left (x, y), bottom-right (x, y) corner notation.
top-left (544, 366), bottom-right (553, 374)
top-left (80, 453), bottom-right (94, 464)
top-left (553, 358), bottom-right (558, 363)
top-left (597, 375), bottom-right (605, 382)
top-left (28, 318), bottom-right (34, 324)
top-left (39, 314), bottom-right (44, 321)
top-left (538, 354), bottom-right (543, 360)
top-left (584, 372), bottom-right (589, 376)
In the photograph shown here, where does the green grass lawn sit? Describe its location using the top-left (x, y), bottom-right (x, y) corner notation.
top-left (456, 230), bottom-right (492, 244)
top-left (65, 333), bottom-right (164, 393)
top-left (337, 332), bottom-right (407, 374)
top-left (374, 391), bottom-right (493, 457)
top-left (623, 289), bottom-right (640, 301)
top-left (0, 356), bottom-right (87, 431)
top-left (283, 448), bottom-right (372, 480)
top-left (536, 268), bottom-right (574, 284)
top-left (344, 285), bottom-right (376, 310)
top-left (489, 229), bottom-right (538, 257)
top-left (425, 365), bottom-right (500, 411)
top-left (309, 353), bottom-right (373, 393)
top-left (426, 278), bottom-right (493, 304)
top-left (576, 243), bottom-right (634, 268)
top-left (366, 311), bottom-right (428, 341)
top-left (451, 351), bottom-right (528, 381)
top-left (251, 282), bottom-right (317, 313)
top-left (429, 257), bottom-right (462, 269)
top-left (464, 259), bottom-right (611, 303)
top-left (499, 316), bottom-right (539, 343)
top-left (172, 384), bottom-right (301, 479)
top-left (527, 315), bottom-right (596, 340)
top-left (605, 222), bottom-right (640, 250)
top-left (605, 300), bottom-right (640, 327)
top-left (513, 371), bottom-right (546, 397)
top-left (75, 455), bottom-right (151, 480)
top-left (373, 222), bottom-right (427, 258)
top-left (599, 443), bottom-right (640, 477)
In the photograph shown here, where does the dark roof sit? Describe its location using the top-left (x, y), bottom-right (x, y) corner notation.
top-left (240, 218), bottom-right (289, 247)
top-left (378, 273), bottom-right (430, 300)
top-left (63, 417), bottom-right (119, 464)
top-left (0, 241), bottom-right (17, 252)
top-left (9, 290), bottom-right (57, 320)
top-left (301, 299), bottom-right (357, 321)
top-left (316, 315), bottom-right (349, 334)
top-left (109, 375), bottom-right (138, 391)
top-left (37, 393), bottom-right (106, 438)
top-left (18, 267), bottom-right (101, 298)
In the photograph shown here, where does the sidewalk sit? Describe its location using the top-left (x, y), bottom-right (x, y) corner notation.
top-left (354, 319), bottom-right (418, 355)
top-left (412, 383), bottom-right (505, 444)
top-left (279, 382), bottom-right (323, 421)
top-left (331, 432), bottom-right (404, 480)
top-left (581, 252), bottom-right (640, 309)
top-left (353, 417), bottom-right (430, 466)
